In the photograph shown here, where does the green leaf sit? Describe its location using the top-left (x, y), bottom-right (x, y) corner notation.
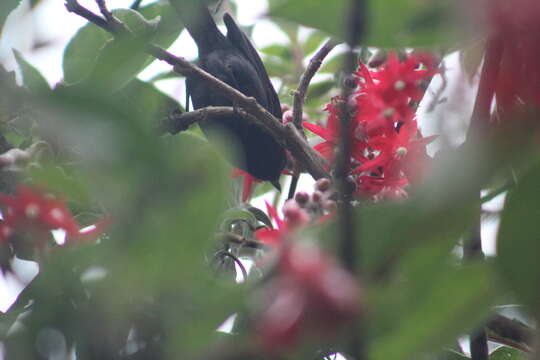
top-left (268, 0), bottom-right (463, 47)
top-left (81, 9), bottom-right (160, 92)
top-left (371, 262), bottom-right (498, 360)
top-left (248, 206), bottom-right (273, 228)
top-left (62, 21), bottom-right (111, 84)
top-left (490, 347), bottom-right (527, 360)
top-left (113, 78), bottom-right (181, 120)
top-left (319, 53), bottom-right (345, 74)
top-left (63, 4), bottom-right (182, 87)
top-left (352, 196), bottom-right (476, 274)
top-left (436, 350), bottom-right (470, 360)
top-left (303, 30), bottom-right (328, 55)
top-left (27, 164), bottom-right (91, 206)
top-left (0, 0), bottom-right (20, 33)
top-left (261, 44), bottom-right (293, 60)
top-left (13, 49), bottom-right (50, 93)
top-left (221, 207), bottom-right (258, 231)
top-left (496, 161), bottom-right (540, 307)
top-left (306, 79), bottom-right (334, 103)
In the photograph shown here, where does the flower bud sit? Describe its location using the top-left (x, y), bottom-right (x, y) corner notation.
top-left (315, 178), bottom-right (331, 192)
top-left (311, 191), bottom-right (323, 203)
top-left (368, 50), bottom-right (388, 68)
top-left (283, 200), bottom-right (309, 227)
top-left (282, 110), bottom-right (294, 124)
top-left (343, 74), bottom-right (358, 89)
top-left (294, 191), bottom-right (309, 205)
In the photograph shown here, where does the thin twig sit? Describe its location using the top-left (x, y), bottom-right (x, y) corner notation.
top-left (292, 39), bottom-right (338, 131)
top-left (158, 106), bottom-right (240, 135)
top-left (64, 0), bottom-right (330, 181)
top-left (95, 0), bottom-right (115, 24)
top-left (65, 0), bottom-right (110, 31)
top-left (287, 39), bottom-right (338, 198)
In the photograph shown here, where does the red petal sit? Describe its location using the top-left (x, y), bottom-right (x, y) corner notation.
top-left (264, 201), bottom-right (285, 230)
top-left (303, 122), bottom-right (333, 141)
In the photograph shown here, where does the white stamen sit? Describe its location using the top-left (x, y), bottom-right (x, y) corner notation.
top-left (396, 146), bottom-right (408, 158)
top-left (394, 80), bottom-right (406, 91)
top-left (383, 108), bottom-right (396, 118)
top-left (25, 203), bottom-right (40, 218)
top-left (354, 123), bottom-right (366, 141)
top-left (49, 208), bottom-right (64, 222)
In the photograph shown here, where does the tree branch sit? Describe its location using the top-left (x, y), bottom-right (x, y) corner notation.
top-left (158, 106), bottom-right (240, 135)
top-left (292, 39), bottom-right (337, 131)
top-left (64, 0), bottom-right (330, 181)
top-left (337, 0), bottom-right (366, 359)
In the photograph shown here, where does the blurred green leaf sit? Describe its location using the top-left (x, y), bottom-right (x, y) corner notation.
top-left (264, 56), bottom-right (293, 79)
top-left (63, 4), bottom-right (183, 87)
top-left (306, 80), bottom-right (334, 103)
top-left (63, 21), bottom-right (111, 84)
top-left (28, 164), bottom-right (91, 206)
top-left (248, 206), bottom-right (273, 228)
top-left (114, 78), bottom-right (181, 120)
top-left (149, 70), bottom-right (183, 82)
top-left (490, 347), bottom-right (527, 360)
top-left (319, 53), bottom-right (345, 74)
top-left (82, 9), bottom-right (160, 92)
top-left (0, 0), bottom-right (20, 33)
top-left (261, 44), bottom-right (293, 60)
top-left (221, 207), bottom-right (258, 231)
top-left (268, 0), bottom-right (464, 47)
top-left (496, 161), bottom-right (540, 307)
top-left (303, 30), bottom-right (328, 55)
top-left (371, 262), bottom-right (498, 360)
top-left (436, 350), bottom-right (469, 360)
top-left (352, 196), bottom-right (476, 275)
top-left (13, 50), bottom-right (50, 93)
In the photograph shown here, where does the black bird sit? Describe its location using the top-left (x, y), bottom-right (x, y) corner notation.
top-left (174, 2), bottom-right (286, 183)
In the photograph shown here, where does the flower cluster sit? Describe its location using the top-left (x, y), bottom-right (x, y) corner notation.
top-left (254, 242), bottom-right (360, 351)
top-left (0, 186), bottom-right (105, 246)
top-left (254, 178), bottom-right (335, 246)
top-left (255, 200), bottom-right (310, 247)
top-left (304, 54), bottom-right (437, 199)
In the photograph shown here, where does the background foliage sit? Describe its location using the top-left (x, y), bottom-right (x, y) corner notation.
top-left (0, 0), bottom-right (538, 359)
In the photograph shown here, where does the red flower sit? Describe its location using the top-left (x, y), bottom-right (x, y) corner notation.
top-left (231, 168), bottom-right (261, 202)
top-left (303, 98), bottom-right (343, 162)
top-left (255, 243), bottom-right (360, 352)
top-left (254, 201), bottom-right (309, 247)
top-left (0, 186), bottom-right (106, 246)
top-left (304, 53), bottom-right (437, 199)
top-left (359, 54), bottom-right (435, 108)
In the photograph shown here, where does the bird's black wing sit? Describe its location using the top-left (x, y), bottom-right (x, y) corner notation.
top-left (223, 13), bottom-right (282, 119)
